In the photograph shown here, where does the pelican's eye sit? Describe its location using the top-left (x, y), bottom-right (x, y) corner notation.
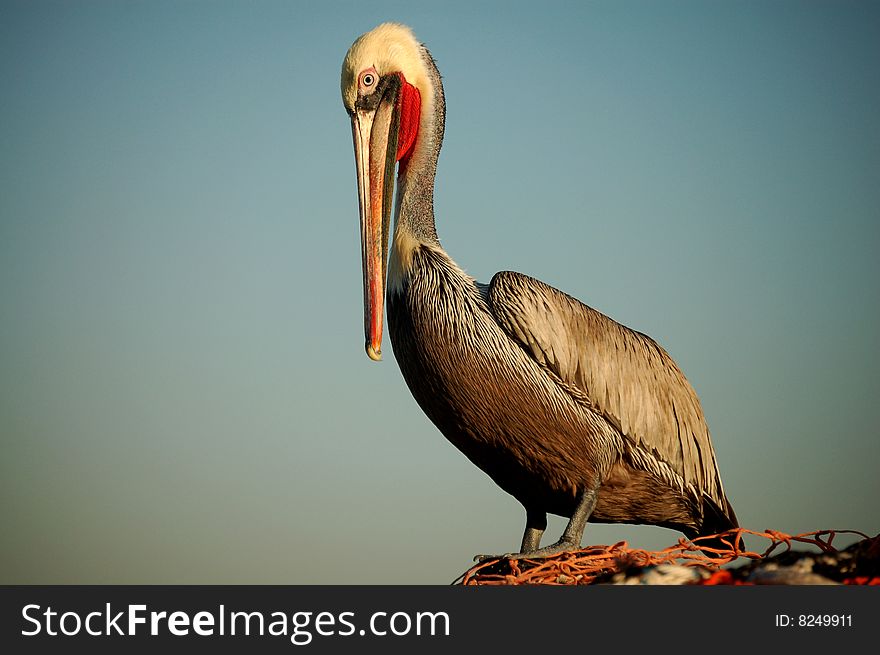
top-left (359, 67), bottom-right (378, 93)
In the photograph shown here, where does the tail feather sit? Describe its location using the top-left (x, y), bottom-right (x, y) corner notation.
top-left (688, 496), bottom-right (742, 557)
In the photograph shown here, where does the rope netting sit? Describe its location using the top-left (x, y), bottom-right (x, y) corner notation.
top-left (457, 528), bottom-right (880, 585)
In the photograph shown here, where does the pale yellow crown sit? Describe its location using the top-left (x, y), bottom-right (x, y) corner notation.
top-left (341, 23), bottom-right (432, 114)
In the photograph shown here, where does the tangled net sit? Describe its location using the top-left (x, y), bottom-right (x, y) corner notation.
top-left (457, 528), bottom-right (880, 585)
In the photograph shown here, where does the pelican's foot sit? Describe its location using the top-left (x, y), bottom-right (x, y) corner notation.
top-left (474, 539), bottom-right (580, 562)
top-left (502, 539), bottom-right (581, 560)
top-left (473, 553), bottom-right (501, 562)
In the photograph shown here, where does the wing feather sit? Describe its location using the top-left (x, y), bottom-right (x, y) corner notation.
top-left (487, 270), bottom-right (725, 504)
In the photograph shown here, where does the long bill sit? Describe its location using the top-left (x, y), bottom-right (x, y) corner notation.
top-left (351, 83), bottom-right (401, 361)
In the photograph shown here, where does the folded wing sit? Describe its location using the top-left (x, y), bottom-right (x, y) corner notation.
top-left (487, 270), bottom-right (729, 512)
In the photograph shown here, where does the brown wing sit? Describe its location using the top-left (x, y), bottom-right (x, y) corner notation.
top-left (487, 270), bottom-right (729, 509)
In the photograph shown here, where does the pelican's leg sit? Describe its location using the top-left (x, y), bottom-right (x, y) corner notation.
top-left (506, 485), bottom-right (599, 560)
top-left (474, 509), bottom-right (547, 562)
top-left (519, 508), bottom-right (547, 553)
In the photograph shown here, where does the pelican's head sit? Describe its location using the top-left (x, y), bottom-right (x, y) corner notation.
top-left (341, 23), bottom-right (431, 361)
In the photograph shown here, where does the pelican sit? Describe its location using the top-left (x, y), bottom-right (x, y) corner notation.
top-left (341, 23), bottom-right (738, 558)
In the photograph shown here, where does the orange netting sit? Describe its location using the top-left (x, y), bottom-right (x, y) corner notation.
top-left (456, 528), bottom-right (880, 585)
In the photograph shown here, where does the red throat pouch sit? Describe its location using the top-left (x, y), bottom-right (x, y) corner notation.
top-left (395, 75), bottom-right (421, 163)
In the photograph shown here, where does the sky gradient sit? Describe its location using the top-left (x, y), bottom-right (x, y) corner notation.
top-left (2, 0), bottom-right (878, 583)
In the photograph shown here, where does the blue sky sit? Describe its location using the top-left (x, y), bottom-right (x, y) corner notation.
top-left (2, 0), bottom-right (878, 583)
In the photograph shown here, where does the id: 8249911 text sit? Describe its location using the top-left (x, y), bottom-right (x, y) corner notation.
top-left (775, 614), bottom-right (852, 628)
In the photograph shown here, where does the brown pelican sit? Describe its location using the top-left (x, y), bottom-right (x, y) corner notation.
top-left (341, 23), bottom-right (738, 558)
